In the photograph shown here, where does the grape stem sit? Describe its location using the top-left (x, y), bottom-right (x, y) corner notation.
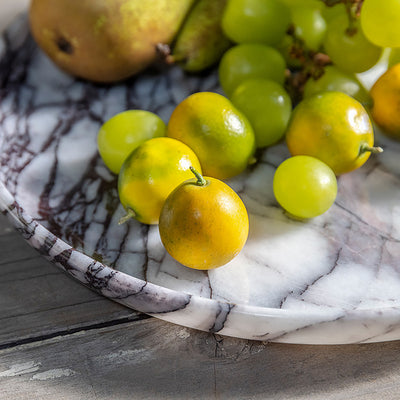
top-left (320, 0), bottom-right (364, 11)
top-left (189, 166), bottom-right (207, 186)
top-left (284, 24), bottom-right (332, 103)
top-left (287, 0), bottom-right (365, 102)
top-left (320, 0), bottom-right (364, 35)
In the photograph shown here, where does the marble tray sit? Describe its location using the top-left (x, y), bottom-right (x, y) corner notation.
top-left (1, 16), bottom-right (400, 345)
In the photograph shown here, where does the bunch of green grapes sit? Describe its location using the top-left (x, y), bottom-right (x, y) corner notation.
top-left (220, 0), bottom-right (387, 94)
top-left (217, 0), bottom-right (389, 219)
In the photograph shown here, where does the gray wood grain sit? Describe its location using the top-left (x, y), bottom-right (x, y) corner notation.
top-left (1, 316), bottom-right (400, 400)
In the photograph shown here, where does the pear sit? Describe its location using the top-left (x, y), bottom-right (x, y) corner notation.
top-left (167, 0), bottom-right (231, 72)
top-left (29, 0), bottom-right (196, 83)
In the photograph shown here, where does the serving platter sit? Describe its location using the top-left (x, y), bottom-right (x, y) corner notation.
top-left (1, 15), bottom-right (400, 344)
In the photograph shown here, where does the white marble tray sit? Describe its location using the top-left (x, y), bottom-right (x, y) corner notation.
top-left (1, 15), bottom-right (400, 344)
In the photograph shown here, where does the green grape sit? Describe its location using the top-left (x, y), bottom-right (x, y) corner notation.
top-left (281, 0), bottom-right (322, 9)
top-left (273, 155), bottom-right (337, 219)
top-left (230, 78), bottom-right (292, 148)
top-left (97, 110), bottom-right (166, 174)
top-left (221, 0), bottom-right (291, 46)
top-left (218, 43), bottom-right (286, 96)
top-left (290, 5), bottom-right (327, 51)
top-left (323, 14), bottom-right (382, 74)
top-left (303, 65), bottom-right (371, 106)
top-left (360, 0), bottom-right (400, 48)
top-left (321, 2), bottom-right (346, 23)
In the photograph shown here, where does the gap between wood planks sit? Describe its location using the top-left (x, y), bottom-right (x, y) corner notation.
top-left (0, 313), bottom-right (152, 351)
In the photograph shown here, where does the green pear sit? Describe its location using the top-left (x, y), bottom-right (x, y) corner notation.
top-left (167, 0), bottom-right (231, 72)
top-left (29, 0), bottom-right (196, 83)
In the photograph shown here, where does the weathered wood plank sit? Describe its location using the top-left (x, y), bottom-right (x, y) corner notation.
top-left (0, 214), bottom-right (142, 346)
top-left (1, 317), bottom-right (400, 400)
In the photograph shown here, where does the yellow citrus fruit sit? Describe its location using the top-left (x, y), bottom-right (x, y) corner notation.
top-left (370, 63), bottom-right (400, 140)
top-left (167, 91), bottom-right (256, 180)
top-left (286, 91), bottom-right (381, 175)
top-left (159, 168), bottom-right (249, 270)
top-left (118, 137), bottom-right (202, 225)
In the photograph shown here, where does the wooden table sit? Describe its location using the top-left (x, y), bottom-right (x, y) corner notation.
top-left (2, 2), bottom-right (400, 399)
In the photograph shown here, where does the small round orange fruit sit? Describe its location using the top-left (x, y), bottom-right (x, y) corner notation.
top-left (370, 63), bottom-right (400, 140)
top-left (159, 168), bottom-right (249, 270)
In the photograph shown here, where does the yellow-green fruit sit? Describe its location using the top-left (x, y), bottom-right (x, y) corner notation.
top-left (167, 92), bottom-right (256, 180)
top-left (118, 137), bottom-right (202, 225)
top-left (29, 0), bottom-right (196, 83)
top-left (286, 91), bottom-right (380, 175)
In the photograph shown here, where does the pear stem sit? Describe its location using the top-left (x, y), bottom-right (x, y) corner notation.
top-left (359, 143), bottom-right (384, 155)
top-left (189, 166), bottom-right (207, 186)
top-left (118, 208), bottom-right (136, 225)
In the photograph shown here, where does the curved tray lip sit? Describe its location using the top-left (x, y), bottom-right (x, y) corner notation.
top-left (2, 179), bottom-right (400, 345)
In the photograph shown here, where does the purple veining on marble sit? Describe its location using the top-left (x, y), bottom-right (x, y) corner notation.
top-left (2, 14), bottom-right (400, 344)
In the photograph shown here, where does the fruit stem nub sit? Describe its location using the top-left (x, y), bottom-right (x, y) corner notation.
top-left (359, 143), bottom-right (384, 155)
top-left (189, 166), bottom-right (207, 186)
top-left (118, 208), bottom-right (136, 225)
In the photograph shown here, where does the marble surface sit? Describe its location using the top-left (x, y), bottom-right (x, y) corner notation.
top-left (1, 14), bottom-right (400, 344)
